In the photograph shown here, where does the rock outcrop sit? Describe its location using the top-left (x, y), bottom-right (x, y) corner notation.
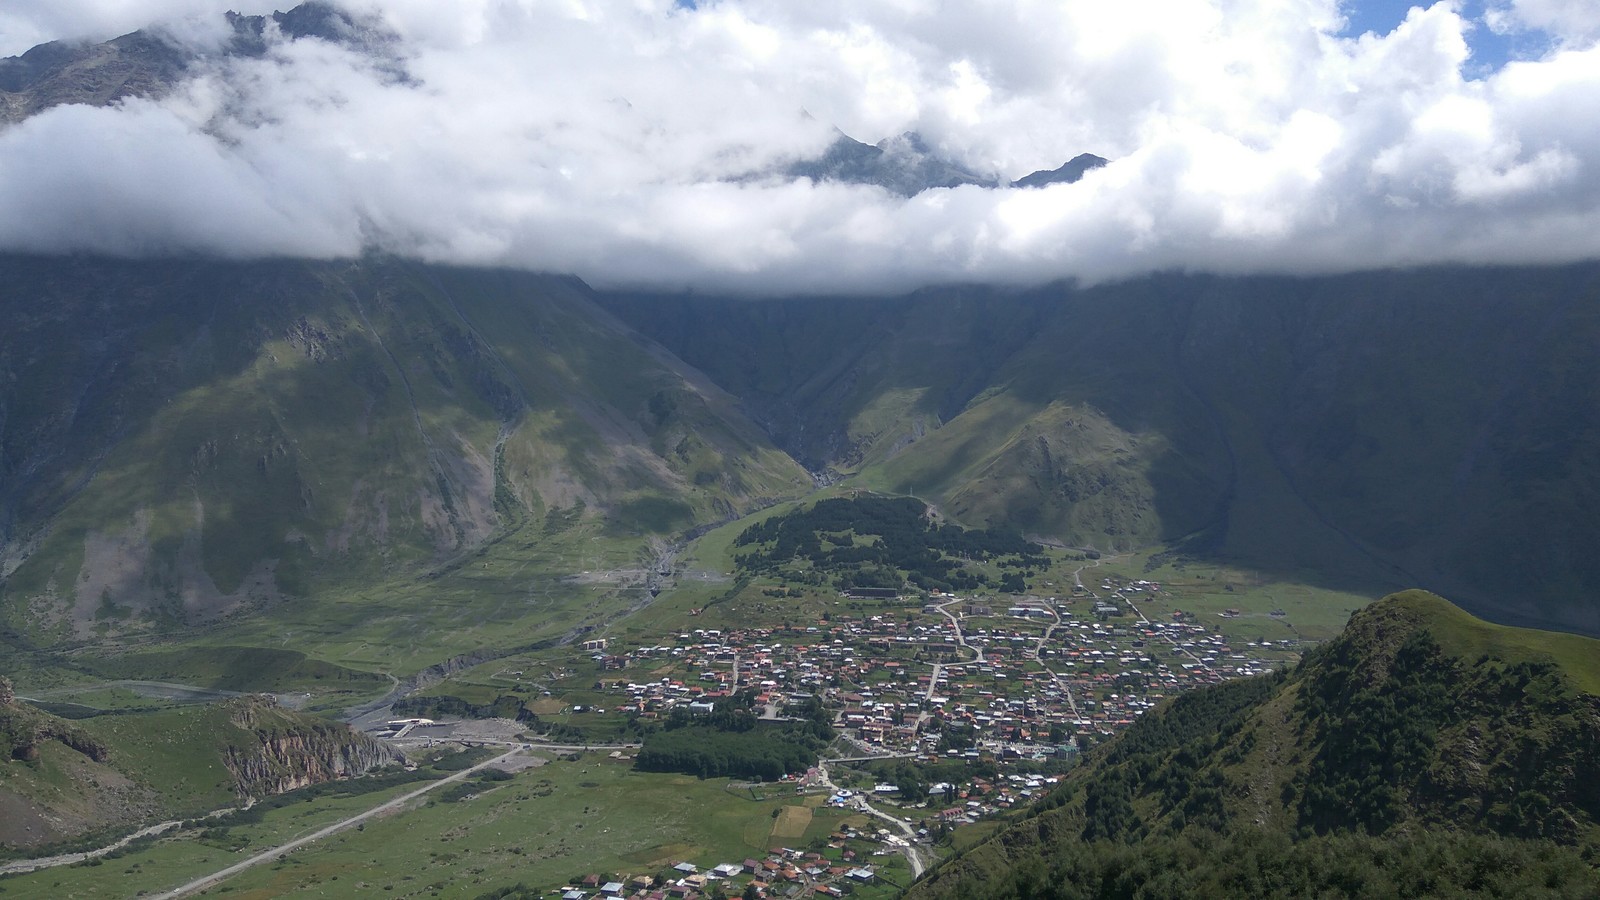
top-left (220, 696), bottom-right (401, 798)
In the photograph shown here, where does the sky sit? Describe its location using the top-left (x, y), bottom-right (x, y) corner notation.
top-left (2, 0), bottom-right (1600, 294)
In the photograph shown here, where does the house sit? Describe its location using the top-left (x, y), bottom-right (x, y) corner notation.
top-left (600, 882), bottom-right (625, 897)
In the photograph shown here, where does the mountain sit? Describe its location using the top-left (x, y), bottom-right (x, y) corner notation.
top-left (1011, 153), bottom-right (1109, 188)
top-left (0, 1), bottom-right (393, 126)
top-left (6, 256), bottom-right (1600, 653)
top-left (907, 590), bottom-right (1600, 899)
top-left (600, 265), bottom-right (1600, 637)
top-left (784, 130), bottom-right (998, 197)
top-left (0, 29), bottom-right (187, 124)
top-left (0, 255), bottom-right (809, 646)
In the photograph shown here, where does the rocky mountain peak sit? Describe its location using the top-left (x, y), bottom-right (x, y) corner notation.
top-left (1011, 152), bottom-right (1109, 188)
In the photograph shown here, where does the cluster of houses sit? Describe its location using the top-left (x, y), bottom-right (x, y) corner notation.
top-left (554, 845), bottom-right (881, 900)
top-left (595, 588), bottom-right (1293, 773)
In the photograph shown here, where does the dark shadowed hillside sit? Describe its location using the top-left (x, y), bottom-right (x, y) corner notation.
top-left (600, 266), bottom-right (1600, 636)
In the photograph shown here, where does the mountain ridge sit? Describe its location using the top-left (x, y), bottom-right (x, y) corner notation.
top-left (1011, 152), bottom-right (1109, 188)
top-left (0, 1), bottom-right (392, 126)
top-left (8, 256), bottom-right (1600, 653)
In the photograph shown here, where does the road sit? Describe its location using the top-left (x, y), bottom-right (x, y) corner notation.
top-left (1029, 602), bottom-right (1085, 721)
top-left (815, 762), bottom-right (927, 879)
top-left (932, 599), bottom-right (982, 662)
top-left (156, 747), bottom-right (523, 899)
top-left (912, 660), bottom-right (943, 733)
top-left (1073, 558), bottom-right (1214, 675)
top-left (2, 820), bottom-right (183, 876)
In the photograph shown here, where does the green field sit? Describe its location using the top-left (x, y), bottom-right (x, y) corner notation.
top-left (0, 777), bottom-right (434, 898)
top-left (20, 753), bottom-right (809, 899)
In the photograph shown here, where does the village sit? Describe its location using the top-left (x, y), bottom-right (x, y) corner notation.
top-left (601, 576), bottom-right (1297, 767)
top-left (509, 573), bottom-right (1303, 900)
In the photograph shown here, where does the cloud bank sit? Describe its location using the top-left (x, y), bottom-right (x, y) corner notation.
top-left (2, 0), bottom-right (1600, 293)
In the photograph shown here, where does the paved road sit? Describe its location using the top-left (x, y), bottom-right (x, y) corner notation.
top-left (815, 762), bottom-right (927, 879)
top-left (157, 747), bottom-right (523, 899)
top-left (933, 600), bottom-right (982, 662)
top-left (829, 752), bottom-right (917, 764)
top-left (1031, 601), bottom-right (1085, 721)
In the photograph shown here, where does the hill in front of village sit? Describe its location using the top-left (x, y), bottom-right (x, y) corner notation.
top-left (906, 591), bottom-right (1600, 899)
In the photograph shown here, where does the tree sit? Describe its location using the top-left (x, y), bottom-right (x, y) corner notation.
top-left (743, 883), bottom-right (761, 900)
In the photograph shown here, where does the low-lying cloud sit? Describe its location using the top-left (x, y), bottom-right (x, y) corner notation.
top-left (2, 0), bottom-right (1600, 294)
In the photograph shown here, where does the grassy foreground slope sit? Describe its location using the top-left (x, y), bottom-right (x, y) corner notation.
top-left (907, 590), bottom-right (1600, 899)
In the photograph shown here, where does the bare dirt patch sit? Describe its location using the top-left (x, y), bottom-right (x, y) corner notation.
top-left (489, 754), bottom-right (547, 775)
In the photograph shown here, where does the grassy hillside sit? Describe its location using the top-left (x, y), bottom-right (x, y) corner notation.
top-left (907, 590), bottom-right (1600, 898)
top-left (0, 692), bottom-right (396, 853)
top-left (0, 256), bottom-right (810, 662)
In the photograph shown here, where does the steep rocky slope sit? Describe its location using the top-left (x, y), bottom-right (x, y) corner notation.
top-left (0, 256), bottom-right (809, 643)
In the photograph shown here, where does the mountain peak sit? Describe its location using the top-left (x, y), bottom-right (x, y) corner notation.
top-left (783, 129), bottom-right (996, 197)
top-left (1010, 152), bottom-right (1109, 188)
top-left (876, 130), bottom-right (934, 157)
top-left (0, 2), bottom-right (398, 125)
top-left (225, 1), bottom-right (396, 60)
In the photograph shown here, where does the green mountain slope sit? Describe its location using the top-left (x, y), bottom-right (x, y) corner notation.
top-left (601, 266), bottom-right (1600, 635)
top-left (907, 590), bottom-right (1600, 899)
top-left (0, 256), bottom-right (810, 648)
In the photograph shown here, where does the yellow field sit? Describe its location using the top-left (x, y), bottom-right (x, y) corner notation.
top-left (769, 804), bottom-right (814, 840)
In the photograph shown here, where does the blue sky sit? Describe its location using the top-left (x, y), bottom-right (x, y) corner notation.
top-left (1341, 0), bottom-right (1548, 76)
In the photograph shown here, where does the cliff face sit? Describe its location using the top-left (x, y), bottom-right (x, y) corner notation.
top-left (0, 693), bottom-right (402, 852)
top-left (220, 697), bottom-right (401, 798)
top-left (0, 691), bottom-right (109, 763)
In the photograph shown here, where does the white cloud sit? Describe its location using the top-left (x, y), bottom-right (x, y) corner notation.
top-left (1489, 0), bottom-right (1600, 43)
top-left (0, 0), bottom-right (1599, 293)
top-left (0, 1), bottom-right (238, 56)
